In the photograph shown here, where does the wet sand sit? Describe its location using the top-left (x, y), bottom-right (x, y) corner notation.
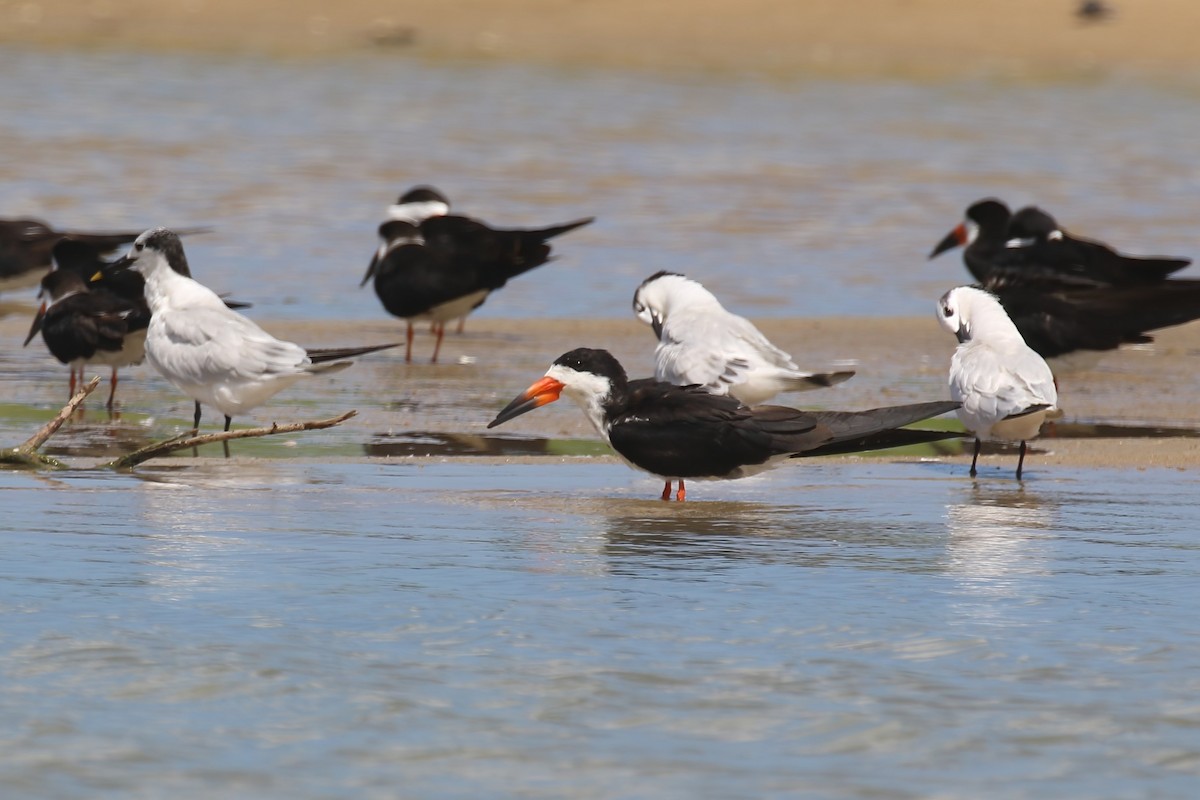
top-left (5, 1), bottom-right (1200, 81)
top-left (5, 310), bottom-right (1200, 472)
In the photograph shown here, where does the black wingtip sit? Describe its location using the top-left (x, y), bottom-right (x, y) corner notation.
top-left (307, 342), bottom-right (403, 363)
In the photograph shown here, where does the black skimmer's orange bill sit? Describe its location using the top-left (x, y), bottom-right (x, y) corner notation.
top-left (930, 199), bottom-right (1200, 362)
top-left (632, 271), bottom-right (855, 405)
top-left (928, 198), bottom-right (1013, 284)
top-left (931, 199), bottom-right (1191, 290)
top-left (362, 192), bottom-right (594, 363)
top-left (113, 228), bottom-right (399, 455)
top-left (938, 287), bottom-right (1058, 480)
top-left (24, 267), bottom-right (148, 408)
top-left (487, 348), bottom-right (959, 501)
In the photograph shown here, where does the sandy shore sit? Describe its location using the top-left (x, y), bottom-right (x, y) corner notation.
top-left (4, 1), bottom-right (1200, 81)
top-left (5, 311), bottom-right (1200, 471)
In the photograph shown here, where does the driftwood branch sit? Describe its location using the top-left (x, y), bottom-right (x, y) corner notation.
top-left (0, 377), bottom-right (101, 469)
top-left (102, 410), bottom-right (358, 469)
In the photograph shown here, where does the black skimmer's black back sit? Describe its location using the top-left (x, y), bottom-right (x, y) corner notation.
top-left (23, 265), bottom-right (147, 407)
top-left (931, 199), bottom-right (1200, 361)
top-left (0, 217), bottom-right (153, 295)
top-left (487, 347), bottom-right (959, 501)
top-left (1000, 206), bottom-right (1190, 288)
top-left (363, 191), bottom-right (594, 362)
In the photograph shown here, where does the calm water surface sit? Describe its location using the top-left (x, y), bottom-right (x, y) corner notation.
top-left (2, 460), bottom-right (1199, 798)
top-left (1, 49), bottom-right (1198, 320)
top-left (3, 48), bottom-right (1200, 797)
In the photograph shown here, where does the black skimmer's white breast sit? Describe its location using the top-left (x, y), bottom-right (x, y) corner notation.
top-left (632, 271), bottom-right (855, 405)
top-left (938, 286), bottom-right (1058, 479)
top-left (487, 347), bottom-right (959, 501)
top-left (23, 266), bottom-right (147, 407)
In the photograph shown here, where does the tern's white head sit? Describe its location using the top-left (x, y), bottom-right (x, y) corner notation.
top-left (632, 272), bottom-right (724, 338)
top-left (120, 227), bottom-right (191, 279)
top-left (937, 286), bottom-right (1025, 345)
top-left (118, 227), bottom-right (223, 314)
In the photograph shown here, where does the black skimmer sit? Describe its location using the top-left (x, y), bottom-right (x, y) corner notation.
top-left (1002, 205), bottom-right (1190, 288)
top-left (632, 271), bottom-right (855, 404)
top-left (25, 237), bottom-right (249, 411)
top-left (23, 265), bottom-right (148, 408)
top-left (487, 347), bottom-right (959, 501)
top-left (931, 199), bottom-right (1191, 289)
top-left (1, 217), bottom-right (210, 296)
top-left (930, 199), bottom-right (1200, 362)
top-left (0, 217), bottom-right (152, 296)
top-left (362, 188), bottom-right (594, 362)
top-left (113, 228), bottom-right (398, 454)
top-left (938, 287), bottom-right (1058, 479)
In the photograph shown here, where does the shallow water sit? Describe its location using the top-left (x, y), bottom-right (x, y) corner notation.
top-left (2, 49), bottom-right (1198, 322)
top-left (3, 460), bottom-right (1199, 798)
top-left (4, 48), bottom-right (1200, 797)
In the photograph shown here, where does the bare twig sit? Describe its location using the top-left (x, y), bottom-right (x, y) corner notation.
top-left (0, 377), bottom-right (101, 469)
top-left (102, 410), bottom-right (358, 469)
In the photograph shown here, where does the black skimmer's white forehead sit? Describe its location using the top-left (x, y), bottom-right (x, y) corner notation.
top-left (1005, 206), bottom-right (1060, 247)
top-left (387, 186), bottom-right (452, 225)
top-left (631, 271), bottom-right (855, 405)
top-left (488, 347), bottom-right (957, 501)
top-left (363, 197), bottom-right (594, 363)
top-left (929, 199), bottom-right (1200, 362)
top-left (929, 198), bottom-right (1012, 261)
top-left (938, 286), bottom-right (1057, 480)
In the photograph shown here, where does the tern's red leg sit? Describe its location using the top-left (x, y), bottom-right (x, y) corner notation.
top-left (69, 367), bottom-right (77, 399)
top-left (431, 322), bottom-right (445, 363)
top-left (660, 481), bottom-right (672, 501)
top-left (455, 317), bottom-right (465, 335)
top-left (405, 322), bottom-right (414, 363)
top-left (969, 438), bottom-right (981, 477)
top-left (676, 480), bottom-right (686, 502)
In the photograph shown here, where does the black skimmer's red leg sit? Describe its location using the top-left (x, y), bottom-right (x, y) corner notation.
top-left (488, 348), bottom-right (961, 501)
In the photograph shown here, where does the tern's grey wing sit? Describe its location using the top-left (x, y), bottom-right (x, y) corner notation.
top-left (951, 344), bottom-right (1057, 424)
top-left (657, 308), bottom-right (796, 391)
top-left (151, 307), bottom-right (310, 385)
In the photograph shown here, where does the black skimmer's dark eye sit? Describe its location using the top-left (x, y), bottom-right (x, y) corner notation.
top-left (134, 241), bottom-right (144, 251)
top-left (633, 301), bottom-right (645, 314)
top-left (942, 304), bottom-right (953, 318)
